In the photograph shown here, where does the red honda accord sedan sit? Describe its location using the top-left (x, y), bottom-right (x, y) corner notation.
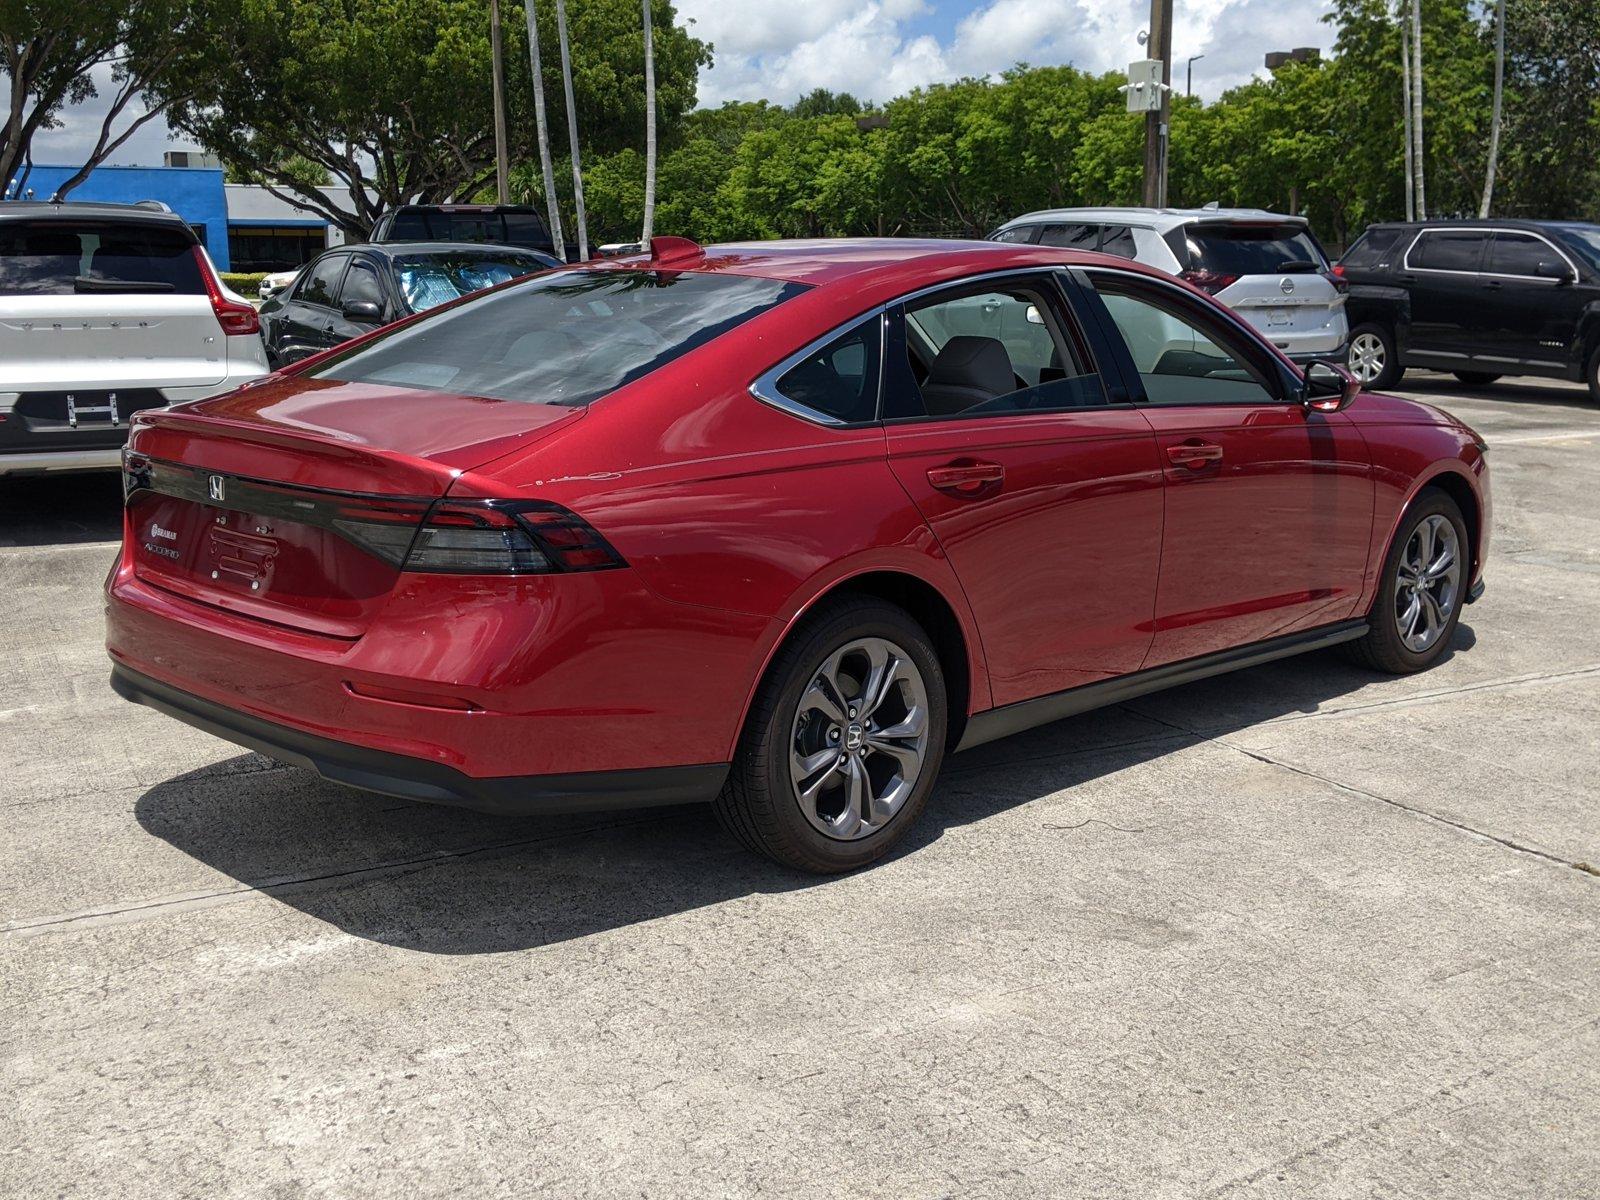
top-left (107, 237), bottom-right (1489, 872)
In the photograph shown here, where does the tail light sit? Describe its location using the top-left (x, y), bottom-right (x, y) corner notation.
top-left (1179, 268), bottom-right (1238, 295)
top-left (332, 498), bottom-right (627, 575)
top-left (193, 245), bottom-right (261, 336)
top-left (1325, 266), bottom-right (1349, 294)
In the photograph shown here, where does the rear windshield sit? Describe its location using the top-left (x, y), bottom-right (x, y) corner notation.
top-left (0, 221), bottom-right (202, 295)
top-left (1185, 223), bottom-right (1328, 274)
top-left (394, 250), bottom-right (552, 312)
top-left (314, 268), bottom-right (808, 405)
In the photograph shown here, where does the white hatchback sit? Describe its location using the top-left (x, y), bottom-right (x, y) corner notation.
top-left (989, 206), bottom-right (1349, 366)
top-left (0, 201), bottom-right (269, 475)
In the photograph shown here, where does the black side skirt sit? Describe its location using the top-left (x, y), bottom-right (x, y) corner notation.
top-left (110, 664), bottom-right (729, 816)
top-left (957, 619), bottom-right (1369, 752)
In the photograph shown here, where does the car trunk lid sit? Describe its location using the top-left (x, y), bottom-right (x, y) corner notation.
top-left (124, 379), bottom-right (582, 637)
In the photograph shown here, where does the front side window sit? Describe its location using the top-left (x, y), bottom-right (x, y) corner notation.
top-left (1409, 230), bottom-right (1488, 272)
top-left (892, 279), bottom-right (1104, 419)
top-left (771, 319), bottom-right (882, 423)
top-left (339, 260), bottom-right (385, 308)
top-left (315, 268), bottom-right (807, 406)
top-left (394, 250), bottom-right (549, 313)
top-left (1093, 277), bottom-right (1276, 406)
top-left (1485, 232), bottom-right (1560, 278)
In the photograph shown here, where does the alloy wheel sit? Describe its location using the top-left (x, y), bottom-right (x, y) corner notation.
top-left (1394, 514), bottom-right (1461, 653)
top-left (1349, 332), bottom-right (1386, 385)
top-left (789, 637), bottom-right (930, 841)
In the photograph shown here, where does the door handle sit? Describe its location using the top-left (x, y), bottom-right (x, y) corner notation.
top-left (927, 460), bottom-right (1004, 497)
top-left (1167, 441), bottom-right (1224, 469)
top-left (1482, 279), bottom-right (1503, 289)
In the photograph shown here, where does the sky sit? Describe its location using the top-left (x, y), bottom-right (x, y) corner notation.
top-left (8, 0), bottom-right (1335, 172)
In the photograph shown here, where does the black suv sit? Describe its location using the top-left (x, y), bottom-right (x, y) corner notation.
top-left (1338, 219), bottom-right (1600, 401)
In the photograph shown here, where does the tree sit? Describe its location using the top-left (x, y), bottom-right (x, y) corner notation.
top-left (1480, 0), bottom-right (1504, 216)
top-left (0, 0), bottom-right (218, 199)
top-left (164, 0), bottom-right (706, 240)
top-left (553, 0), bottom-right (587, 258)
top-left (523, 0), bottom-right (565, 257)
top-left (1496, 0), bottom-right (1600, 216)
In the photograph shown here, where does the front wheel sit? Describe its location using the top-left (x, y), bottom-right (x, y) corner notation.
top-left (714, 597), bottom-right (947, 873)
top-left (1342, 489), bottom-right (1469, 674)
top-left (1348, 323), bottom-right (1402, 389)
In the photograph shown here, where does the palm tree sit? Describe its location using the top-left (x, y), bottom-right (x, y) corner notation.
top-left (554, 0), bottom-right (588, 260)
top-left (641, 0), bottom-right (657, 248)
top-left (1480, 0), bottom-right (1506, 217)
top-left (1399, 1), bottom-right (1414, 220)
top-left (1410, 0), bottom-right (1426, 218)
top-left (522, 0), bottom-right (566, 259)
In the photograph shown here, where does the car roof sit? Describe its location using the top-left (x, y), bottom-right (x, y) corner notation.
top-left (995, 206), bottom-right (1304, 233)
top-left (596, 237), bottom-right (1174, 294)
top-left (1366, 218), bottom-right (1599, 233)
top-left (0, 200), bottom-right (189, 226)
top-left (333, 241), bottom-right (557, 259)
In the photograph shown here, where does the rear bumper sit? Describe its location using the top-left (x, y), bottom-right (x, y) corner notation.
top-left (1283, 342), bottom-right (1350, 366)
top-left (110, 663), bottom-right (728, 815)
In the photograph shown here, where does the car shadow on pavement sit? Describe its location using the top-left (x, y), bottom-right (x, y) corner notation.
top-left (1398, 375), bottom-right (1595, 410)
top-left (133, 627), bottom-right (1473, 956)
top-left (0, 471), bottom-right (125, 547)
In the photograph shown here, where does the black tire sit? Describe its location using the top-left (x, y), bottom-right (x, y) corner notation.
top-left (714, 596), bottom-right (948, 873)
top-left (1342, 489), bottom-right (1470, 674)
top-left (1348, 323), bottom-right (1403, 390)
top-left (1586, 345), bottom-right (1600, 405)
top-left (1453, 371), bottom-right (1502, 386)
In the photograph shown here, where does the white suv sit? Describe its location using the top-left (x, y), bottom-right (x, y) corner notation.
top-left (0, 201), bottom-right (269, 475)
top-left (989, 206), bottom-right (1349, 365)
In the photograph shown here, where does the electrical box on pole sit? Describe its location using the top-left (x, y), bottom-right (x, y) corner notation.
top-left (1124, 59), bottom-right (1166, 113)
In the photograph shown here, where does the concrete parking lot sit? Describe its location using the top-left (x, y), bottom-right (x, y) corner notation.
top-left (3, 373), bottom-right (1597, 1199)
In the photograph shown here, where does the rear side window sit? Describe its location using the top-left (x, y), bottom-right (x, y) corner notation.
top-left (298, 255), bottom-right (348, 307)
top-left (1408, 230), bottom-right (1487, 272)
top-left (1036, 224), bottom-right (1098, 249)
top-left (502, 213), bottom-right (551, 247)
top-left (1185, 223), bottom-right (1327, 275)
top-left (772, 319), bottom-right (882, 422)
top-left (314, 268), bottom-right (807, 406)
top-left (1340, 228), bottom-right (1402, 269)
top-left (0, 221), bottom-right (202, 295)
top-left (1100, 225), bottom-right (1137, 258)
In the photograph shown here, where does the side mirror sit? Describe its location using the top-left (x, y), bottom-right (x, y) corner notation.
top-left (1536, 260), bottom-right (1576, 284)
top-left (342, 299), bottom-right (383, 323)
top-left (1302, 359), bottom-right (1360, 412)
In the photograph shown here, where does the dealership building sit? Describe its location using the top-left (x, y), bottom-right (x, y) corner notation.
top-left (2, 153), bottom-right (347, 272)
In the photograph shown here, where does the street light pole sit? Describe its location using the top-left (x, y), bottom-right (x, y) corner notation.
top-left (1141, 0), bottom-right (1173, 208)
top-left (1187, 53), bottom-right (1204, 98)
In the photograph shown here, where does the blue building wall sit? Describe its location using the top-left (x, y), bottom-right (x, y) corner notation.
top-left (7, 165), bottom-right (234, 269)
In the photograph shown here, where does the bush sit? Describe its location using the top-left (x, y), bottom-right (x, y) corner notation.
top-left (220, 272), bottom-right (271, 298)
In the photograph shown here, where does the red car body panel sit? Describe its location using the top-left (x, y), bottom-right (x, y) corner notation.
top-left (105, 239), bottom-right (1490, 812)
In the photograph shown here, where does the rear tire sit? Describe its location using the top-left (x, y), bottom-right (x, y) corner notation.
top-left (714, 597), bottom-right (948, 874)
top-left (1453, 371), bottom-right (1502, 386)
top-left (1348, 323), bottom-right (1402, 389)
top-left (1342, 489), bottom-right (1469, 675)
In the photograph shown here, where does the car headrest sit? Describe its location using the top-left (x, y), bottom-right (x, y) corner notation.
top-left (929, 335), bottom-right (1014, 393)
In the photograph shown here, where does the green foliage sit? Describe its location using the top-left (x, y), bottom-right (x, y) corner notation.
top-left (220, 271), bottom-right (271, 296)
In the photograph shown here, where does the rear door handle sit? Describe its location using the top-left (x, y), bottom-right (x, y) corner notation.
top-left (927, 460), bottom-right (1005, 496)
top-left (1482, 279), bottom-right (1503, 290)
top-left (1167, 441), bottom-right (1224, 469)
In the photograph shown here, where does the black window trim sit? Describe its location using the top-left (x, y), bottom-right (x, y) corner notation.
top-left (1080, 265), bottom-right (1296, 407)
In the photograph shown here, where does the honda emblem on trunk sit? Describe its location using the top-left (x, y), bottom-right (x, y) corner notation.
top-left (208, 475), bottom-right (226, 503)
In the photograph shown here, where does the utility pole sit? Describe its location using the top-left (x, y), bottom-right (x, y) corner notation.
top-left (489, 0), bottom-right (511, 204)
top-left (1141, 0), bottom-right (1173, 207)
top-left (1399, 2), bottom-right (1414, 221)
